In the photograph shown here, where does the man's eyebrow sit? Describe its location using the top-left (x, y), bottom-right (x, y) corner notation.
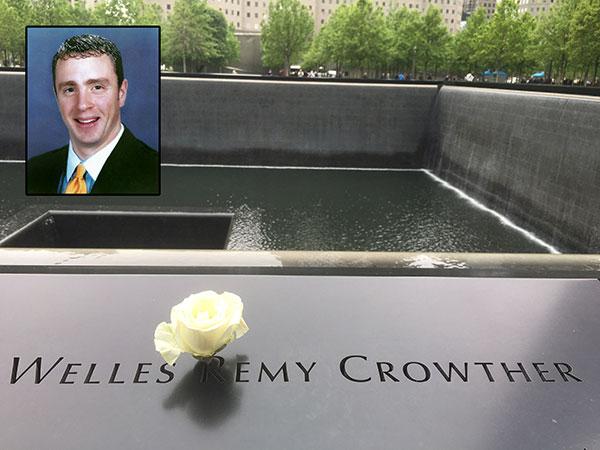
top-left (56, 80), bottom-right (75, 89)
top-left (85, 78), bottom-right (110, 85)
top-left (56, 78), bottom-right (111, 89)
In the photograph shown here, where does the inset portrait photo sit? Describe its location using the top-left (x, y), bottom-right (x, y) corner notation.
top-left (26, 26), bottom-right (160, 195)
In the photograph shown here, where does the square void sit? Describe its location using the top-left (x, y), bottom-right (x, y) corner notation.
top-left (0, 211), bottom-right (232, 249)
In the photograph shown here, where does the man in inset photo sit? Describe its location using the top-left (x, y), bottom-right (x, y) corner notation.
top-left (27, 29), bottom-right (159, 195)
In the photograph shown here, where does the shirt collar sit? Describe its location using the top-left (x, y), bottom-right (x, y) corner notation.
top-left (66, 124), bottom-right (125, 181)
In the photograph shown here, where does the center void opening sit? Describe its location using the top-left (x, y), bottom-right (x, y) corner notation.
top-left (0, 211), bottom-right (232, 249)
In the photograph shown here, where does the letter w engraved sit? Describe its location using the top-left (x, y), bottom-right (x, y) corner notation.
top-left (10, 357), bottom-right (64, 384)
top-left (433, 362), bottom-right (469, 382)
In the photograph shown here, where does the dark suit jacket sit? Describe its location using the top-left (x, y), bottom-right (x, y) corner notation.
top-left (27, 127), bottom-right (159, 195)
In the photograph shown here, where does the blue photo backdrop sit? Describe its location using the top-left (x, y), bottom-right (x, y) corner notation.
top-left (27, 26), bottom-right (159, 159)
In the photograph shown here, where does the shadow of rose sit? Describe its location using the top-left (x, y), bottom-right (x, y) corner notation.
top-left (162, 354), bottom-right (248, 428)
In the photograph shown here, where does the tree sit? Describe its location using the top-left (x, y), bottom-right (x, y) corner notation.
top-left (305, 0), bottom-right (388, 75)
top-left (303, 6), bottom-right (349, 72)
top-left (418, 6), bottom-right (450, 77)
top-left (30, 0), bottom-right (73, 25)
top-left (533, 0), bottom-right (578, 81)
top-left (162, 0), bottom-right (237, 72)
top-left (477, 0), bottom-right (535, 80)
top-left (92, 0), bottom-right (161, 25)
top-left (569, 0), bottom-right (600, 83)
top-left (387, 6), bottom-right (422, 75)
top-left (0, 0), bottom-right (22, 66)
top-left (261, 0), bottom-right (313, 74)
top-left (338, 0), bottom-right (389, 74)
top-left (205, 8), bottom-right (240, 70)
top-left (70, 0), bottom-right (93, 24)
top-left (449, 7), bottom-right (487, 75)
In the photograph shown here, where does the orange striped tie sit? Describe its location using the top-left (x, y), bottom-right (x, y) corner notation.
top-left (65, 164), bottom-right (87, 194)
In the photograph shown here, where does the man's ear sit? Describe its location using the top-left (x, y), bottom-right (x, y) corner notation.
top-left (118, 79), bottom-right (128, 108)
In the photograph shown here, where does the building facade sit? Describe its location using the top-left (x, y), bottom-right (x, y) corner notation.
top-left (148, 0), bottom-right (463, 33)
top-left (517, 0), bottom-right (556, 15)
top-left (462, 0), bottom-right (496, 19)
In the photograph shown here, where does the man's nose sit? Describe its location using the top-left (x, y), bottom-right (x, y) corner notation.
top-left (76, 90), bottom-right (93, 110)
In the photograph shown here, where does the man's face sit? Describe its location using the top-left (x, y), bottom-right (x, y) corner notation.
top-left (54, 53), bottom-right (127, 157)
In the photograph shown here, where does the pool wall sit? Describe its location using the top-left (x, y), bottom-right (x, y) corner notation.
top-left (425, 86), bottom-right (600, 253)
top-left (1, 73), bottom-right (598, 252)
top-left (0, 73), bottom-right (25, 160)
top-left (161, 78), bottom-right (437, 167)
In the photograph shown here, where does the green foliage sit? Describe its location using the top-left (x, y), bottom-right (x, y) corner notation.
top-left (30, 0), bottom-right (71, 25)
top-left (261, 0), bottom-right (313, 72)
top-left (304, 0), bottom-right (388, 74)
top-left (533, 0), bottom-right (578, 80)
top-left (569, 0), bottom-right (600, 82)
top-left (387, 6), bottom-right (421, 73)
top-left (0, 0), bottom-right (24, 65)
top-left (205, 8), bottom-right (240, 68)
top-left (162, 0), bottom-right (238, 72)
top-left (449, 7), bottom-right (487, 75)
top-left (476, 0), bottom-right (535, 78)
top-left (92, 0), bottom-right (161, 25)
top-left (340, 0), bottom-right (389, 72)
top-left (418, 6), bottom-right (450, 75)
top-left (303, 6), bottom-right (348, 70)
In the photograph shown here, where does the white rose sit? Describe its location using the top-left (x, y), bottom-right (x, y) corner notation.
top-left (154, 291), bottom-right (249, 365)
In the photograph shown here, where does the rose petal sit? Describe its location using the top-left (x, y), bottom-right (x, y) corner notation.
top-left (235, 318), bottom-right (249, 339)
top-left (158, 291), bottom-right (249, 360)
top-left (154, 322), bottom-right (182, 366)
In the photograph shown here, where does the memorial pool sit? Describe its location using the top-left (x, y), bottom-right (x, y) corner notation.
top-left (0, 163), bottom-right (554, 253)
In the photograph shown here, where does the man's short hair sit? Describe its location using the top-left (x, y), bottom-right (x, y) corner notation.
top-left (52, 34), bottom-right (124, 92)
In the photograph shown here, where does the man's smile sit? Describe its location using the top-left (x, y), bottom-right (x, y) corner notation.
top-left (74, 117), bottom-right (101, 128)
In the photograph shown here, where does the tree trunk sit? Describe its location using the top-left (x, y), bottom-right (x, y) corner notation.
top-left (284, 55), bottom-right (290, 76)
top-left (561, 54), bottom-right (568, 82)
top-left (182, 53), bottom-right (187, 73)
top-left (593, 55), bottom-right (599, 85)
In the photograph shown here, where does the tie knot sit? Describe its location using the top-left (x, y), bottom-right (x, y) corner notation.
top-left (64, 163), bottom-right (88, 194)
top-left (74, 164), bottom-right (86, 179)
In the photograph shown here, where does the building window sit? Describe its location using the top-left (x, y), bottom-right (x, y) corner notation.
top-left (247, 12), bottom-right (250, 17)
top-left (166, 3), bottom-right (171, 9)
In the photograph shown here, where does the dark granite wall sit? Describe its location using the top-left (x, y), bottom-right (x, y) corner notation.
top-left (0, 74), bottom-right (438, 166)
top-left (160, 77), bottom-right (437, 167)
top-left (425, 86), bottom-right (600, 252)
top-left (0, 73), bottom-right (25, 160)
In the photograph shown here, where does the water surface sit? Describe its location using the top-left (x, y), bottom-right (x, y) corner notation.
top-left (0, 163), bottom-right (551, 252)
